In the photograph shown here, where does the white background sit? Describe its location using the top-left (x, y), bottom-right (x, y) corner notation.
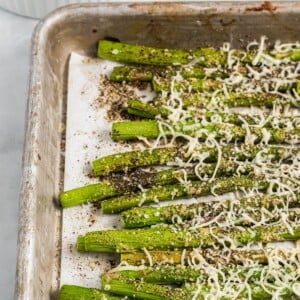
top-left (0, 7), bottom-right (37, 299)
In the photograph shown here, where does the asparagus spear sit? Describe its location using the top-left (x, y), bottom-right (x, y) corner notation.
top-left (110, 65), bottom-right (225, 82)
top-left (61, 160), bottom-right (252, 208)
top-left (120, 194), bottom-right (300, 228)
top-left (97, 40), bottom-right (229, 67)
top-left (60, 167), bottom-right (186, 208)
top-left (60, 182), bottom-right (118, 208)
top-left (153, 92), bottom-right (299, 108)
top-left (60, 165), bottom-right (201, 208)
top-left (129, 98), bottom-right (252, 120)
top-left (152, 77), bottom-right (223, 93)
top-left (112, 121), bottom-right (245, 143)
top-left (92, 147), bottom-right (181, 176)
top-left (121, 250), bottom-right (185, 266)
top-left (77, 223), bottom-right (300, 253)
top-left (127, 99), bottom-right (300, 128)
top-left (61, 167), bottom-right (188, 208)
top-left (127, 99), bottom-right (169, 119)
top-left (101, 176), bottom-right (268, 214)
top-left (111, 120), bottom-right (300, 144)
top-left (110, 65), bottom-right (162, 82)
top-left (102, 274), bottom-right (188, 300)
top-left (120, 249), bottom-right (270, 266)
top-left (60, 168), bottom-right (178, 208)
top-left (92, 145), bottom-right (299, 176)
top-left (128, 98), bottom-right (256, 120)
top-left (152, 76), bottom-right (299, 93)
top-left (111, 265), bottom-right (268, 285)
top-left (58, 284), bottom-right (124, 300)
top-left (97, 40), bottom-right (300, 66)
top-left (102, 273), bottom-right (297, 300)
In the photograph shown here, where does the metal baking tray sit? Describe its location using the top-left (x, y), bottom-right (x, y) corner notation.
top-left (15, 1), bottom-right (300, 299)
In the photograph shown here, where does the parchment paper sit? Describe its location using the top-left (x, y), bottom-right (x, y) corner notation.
top-left (61, 52), bottom-right (295, 289)
top-left (61, 53), bottom-right (123, 288)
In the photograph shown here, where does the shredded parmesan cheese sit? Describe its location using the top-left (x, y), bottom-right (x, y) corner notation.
top-left (119, 37), bottom-right (300, 299)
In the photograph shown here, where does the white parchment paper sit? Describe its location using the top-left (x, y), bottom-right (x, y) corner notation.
top-left (60, 52), bottom-right (201, 288)
top-left (61, 53), bottom-right (125, 288)
top-left (60, 52), bottom-right (296, 289)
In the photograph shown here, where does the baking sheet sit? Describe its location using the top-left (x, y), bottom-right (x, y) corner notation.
top-left (16, 2), bottom-right (300, 299)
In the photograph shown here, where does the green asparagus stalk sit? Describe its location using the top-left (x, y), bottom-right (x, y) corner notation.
top-left (153, 92), bottom-right (299, 108)
top-left (62, 161), bottom-right (240, 208)
top-left (77, 223), bottom-right (300, 253)
top-left (102, 274), bottom-right (188, 300)
top-left (152, 77), bottom-right (223, 93)
top-left (110, 65), bottom-right (162, 82)
top-left (97, 40), bottom-right (229, 67)
top-left (127, 99), bottom-right (300, 128)
top-left (60, 168), bottom-right (177, 208)
top-left (127, 99), bottom-right (169, 118)
top-left (111, 120), bottom-right (159, 140)
top-left (60, 182), bottom-right (118, 208)
top-left (111, 120), bottom-right (300, 144)
top-left (121, 250), bottom-right (186, 266)
top-left (98, 40), bottom-right (300, 67)
top-left (128, 98), bottom-right (252, 120)
top-left (111, 265), bottom-right (266, 285)
top-left (120, 249), bottom-right (270, 266)
top-left (101, 176), bottom-right (268, 214)
top-left (152, 76), bottom-right (299, 93)
top-left (58, 285), bottom-right (124, 300)
top-left (60, 168), bottom-right (185, 208)
top-left (102, 273), bottom-right (297, 300)
top-left (110, 65), bottom-right (225, 82)
top-left (92, 147), bottom-right (180, 176)
top-left (61, 167), bottom-right (194, 208)
top-left (91, 145), bottom-right (299, 176)
top-left (120, 194), bottom-right (300, 228)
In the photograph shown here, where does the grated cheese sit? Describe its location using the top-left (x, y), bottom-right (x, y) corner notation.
top-left (142, 247), bottom-right (153, 267)
top-left (125, 37), bottom-right (300, 299)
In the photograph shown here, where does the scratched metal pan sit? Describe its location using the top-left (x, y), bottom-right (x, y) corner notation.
top-left (14, 1), bottom-right (300, 299)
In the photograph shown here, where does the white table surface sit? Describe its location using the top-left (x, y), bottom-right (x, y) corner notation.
top-left (0, 8), bottom-right (37, 299)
